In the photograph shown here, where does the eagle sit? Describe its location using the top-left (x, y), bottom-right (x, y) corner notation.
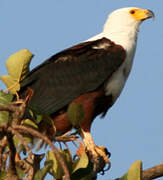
top-left (20, 7), bottom-right (154, 170)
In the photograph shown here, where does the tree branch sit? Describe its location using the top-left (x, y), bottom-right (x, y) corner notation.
top-left (6, 133), bottom-right (18, 177)
top-left (55, 134), bottom-right (78, 142)
top-left (13, 125), bottom-right (71, 180)
top-left (1, 98), bottom-right (163, 180)
top-left (0, 105), bottom-right (14, 112)
top-left (8, 127), bottom-right (33, 157)
top-left (0, 136), bottom-right (7, 170)
top-left (142, 163), bottom-right (163, 180)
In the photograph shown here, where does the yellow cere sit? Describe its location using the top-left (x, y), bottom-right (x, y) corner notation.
top-left (129, 9), bottom-right (152, 21)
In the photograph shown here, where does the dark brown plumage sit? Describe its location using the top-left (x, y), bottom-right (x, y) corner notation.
top-left (19, 37), bottom-right (126, 172)
top-left (20, 38), bottom-right (126, 124)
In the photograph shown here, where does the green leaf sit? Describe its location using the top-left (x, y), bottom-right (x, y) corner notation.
top-left (13, 130), bottom-right (33, 150)
top-left (72, 151), bottom-right (89, 173)
top-left (34, 161), bottom-right (52, 180)
top-left (71, 151), bottom-right (93, 180)
top-left (0, 171), bottom-right (7, 180)
top-left (21, 119), bottom-right (38, 129)
top-left (13, 119), bottom-right (38, 150)
top-left (0, 91), bottom-right (13, 103)
top-left (16, 165), bottom-right (26, 179)
top-left (0, 91), bottom-right (13, 125)
top-left (0, 49), bottom-right (33, 94)
top-left (0, 75), bottom-right (20, 94)
top-left (119, 160), bottom-right (142, 180)
top-left (28, 105), bottom-right (44, 124)
top-left (67, 102), bottom-right (85, 127)
top-left (45, 149), bottom-right (72, 179)
top-left (6, 49), bottom-right (33, 81)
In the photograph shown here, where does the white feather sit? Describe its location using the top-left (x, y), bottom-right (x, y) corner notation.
top-left (87, 7), bottom-right (143, 102)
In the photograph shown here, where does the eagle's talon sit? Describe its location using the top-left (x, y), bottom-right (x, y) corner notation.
top-left (81, 130), bottom-right (111, 173)
top-left (86, 145), bottom-right (111, 173)
top-left (94, 146), bottom-right (110, 164)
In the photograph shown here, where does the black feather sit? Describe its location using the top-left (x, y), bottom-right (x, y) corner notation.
top-left (20, 38), bottom-right (126, 115)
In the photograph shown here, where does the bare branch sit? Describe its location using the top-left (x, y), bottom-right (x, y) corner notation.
top-left (6, 133), bottom-right (18, 177)
top-left (55, 134), bottom-right (78, 142)
top-left (13, 125), bottom-right (71, 180)
top-left (0, 136), bottom-right (7, 170)
top-left (0, 99), bottom-right (26, 125)
top-left (8, 127), bottom-right (33, 157)
top-left (142, 163), bottom-right (163, 180)
top-left (0, 105), bottom-right (14, 112)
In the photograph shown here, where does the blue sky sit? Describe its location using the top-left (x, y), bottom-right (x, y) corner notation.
top-left (0, 0), bottom-right (162, 180)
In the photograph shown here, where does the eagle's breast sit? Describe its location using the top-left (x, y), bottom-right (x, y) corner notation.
top-left (104, 45), bottom-right (136, 102)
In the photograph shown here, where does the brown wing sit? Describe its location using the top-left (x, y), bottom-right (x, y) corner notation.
top-left (20, 38), bottom-right (126, 115)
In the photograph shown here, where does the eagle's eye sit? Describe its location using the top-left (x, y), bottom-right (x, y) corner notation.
top-left (130, 10), bottom-right (135, 14)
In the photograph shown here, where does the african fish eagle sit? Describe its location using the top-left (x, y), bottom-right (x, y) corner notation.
top-left (20, 7), bottom-right (154, 171)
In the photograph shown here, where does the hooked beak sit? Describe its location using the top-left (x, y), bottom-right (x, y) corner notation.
top-left (145, 9), bottom-right (155, 20)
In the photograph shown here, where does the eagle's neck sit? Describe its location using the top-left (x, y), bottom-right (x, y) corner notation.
top-left (104, 29), bottom-right (138, 54)
top-left (102, 21), bottom-right (140, 102)
top-left (88, 17), bottom-right (140, 54)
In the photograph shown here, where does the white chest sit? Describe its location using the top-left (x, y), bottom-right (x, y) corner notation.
top-left (105, 52), bottom-right (135, 102)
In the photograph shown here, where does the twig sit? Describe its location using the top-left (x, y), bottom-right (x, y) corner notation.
top-left (6, 133), bottom-right (17, 176)
top-left (0, 136), bottom-right (7, 170)
top-left (13, 125), bottom-right (71, 180)
top-left (0, 100), bottom-right (26, 126)
top-left (55, 134), bottom-right (78, 142)
top-left (11, 100), bottom-right (26, 126)
top-left (142, 163), bottom-right (163, 180)
top-left (8, 127), bottom-right (33, 157)
top-left (0, 105), bottom-right (14, 112)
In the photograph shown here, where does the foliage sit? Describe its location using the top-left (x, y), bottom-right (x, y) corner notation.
top-left (119, 160), bottom-right (142, 180)
top-left (0, 91), bottom-right (13, 125)
top-left (0, 49), bottom-right (33, 94)
top-left (68, 102), bottom-right (85, 128)
top-left (0, 49), bottom-right (161, 180)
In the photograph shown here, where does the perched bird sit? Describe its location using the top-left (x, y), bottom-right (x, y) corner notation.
top-left (20, 7), bottom-right (154, 170)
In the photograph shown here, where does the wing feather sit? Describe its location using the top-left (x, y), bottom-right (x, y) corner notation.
top-left (20, 38), bottom-right (126, 114)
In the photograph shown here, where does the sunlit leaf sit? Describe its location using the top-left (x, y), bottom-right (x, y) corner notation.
top-left (0, 91), bottom-right (13, 103)
top-left (72, 151), bottom-right (89, 173)
top-left (0, 75), bottom-right (20, 94)
top-left (0, 49), bottom-right (33, 94)
top-left (13, 119), bottom-right (38, 150)
top-left (45, 149), bottom-right (72, 179)
top-left (6, 49), bottom-right (33, 81)
top-left (21, 119), bottom-right (38, 129)
top-left (28, 105), bottom-right (43, 124)
top-left (34, 161), bottom-right (52, 180)
top-left (16, 165), bottom-right (26, 179)
top-left (119, 160), bottom-right (142, 180)
top-left (13, 132), bottom-right (33, 153)
top-left (0, 171), bottom-right (7, 180)
top-left (0, 91), bottom-right (13, 125)
top-left (71, 151), bottom-right (93, 180)
top-left (68, 102), bottom-right (84, 127)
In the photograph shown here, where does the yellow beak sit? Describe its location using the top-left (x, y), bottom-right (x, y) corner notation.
top-left (130, 9), bottom-right (155, 21)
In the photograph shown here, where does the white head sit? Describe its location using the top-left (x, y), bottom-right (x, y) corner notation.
top-left (102, 7), bottom-right (154, 49)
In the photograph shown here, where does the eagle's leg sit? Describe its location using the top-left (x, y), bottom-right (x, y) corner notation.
top-left (80, 128), bottom-right (111, 173)
top-left (68, 90), bottom-right (111, 172)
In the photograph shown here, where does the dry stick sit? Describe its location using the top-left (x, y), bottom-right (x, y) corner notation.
top-left (8, 127), bottom-right (33, 157)
top-left (13, 125), bottom-right (71, 180)
top-left (55, 134), bottom-right (78, 142)
top-left (6, 133), bottom-right (18, 176)
top-left (142, 163), bottom-right (163, 180)
top-left (0, 103), bottom-right (70, 179)
top-left (0, 105), bottom-right (14, 112)
top-left (0, 136), bottom-right (7, 170)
